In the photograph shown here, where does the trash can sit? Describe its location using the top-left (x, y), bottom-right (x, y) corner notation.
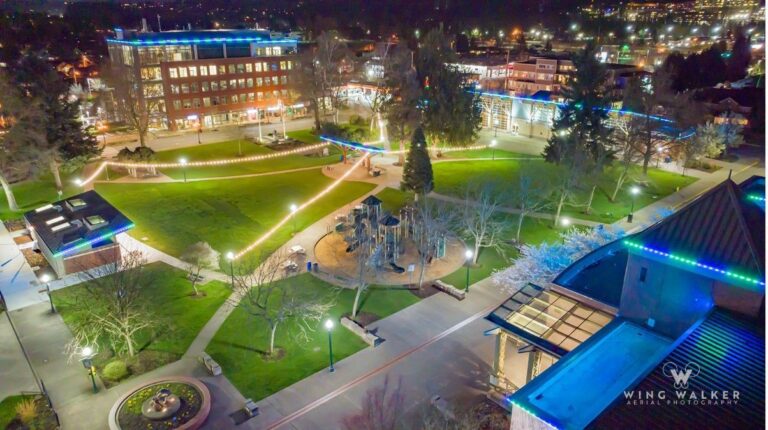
top-left (313, 263), bottom-right (318, 273)
top-left (306, 261), bottom-right (312, 272)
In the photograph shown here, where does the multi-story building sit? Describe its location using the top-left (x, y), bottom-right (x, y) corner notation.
top-left (106, 28), bottom-right (299, 131)
top-left (505, 56), bottom-right (644, 97)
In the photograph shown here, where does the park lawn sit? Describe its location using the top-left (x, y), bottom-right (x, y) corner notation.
top-left (153, 139), bottom-right (341, 180)
top-left (53, 262), bottom-right (230, 384)
top-left (286, 129), bottom-right (322, 144)
top-left (95, 170), bottom-right (376, 259)
top-left (375, 187), bottom-right (413, 213)
top-left (433, 159), bottom-right (697, 223)
top-left (0, 174), bottom-right (81, 220)
top-left (438, 215), bottom-right (561, 287)
top-left (207, 273), bottom-right (419, 401)
top-left (439, 147), bottom-right (536, 159)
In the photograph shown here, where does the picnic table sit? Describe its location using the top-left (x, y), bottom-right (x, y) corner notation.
top-left (289, 245), bottom-right (306, 255)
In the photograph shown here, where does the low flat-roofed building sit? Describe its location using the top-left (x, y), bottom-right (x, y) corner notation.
top-left (487, 176), bottom-right (765, 430)
top-left (24, 191), bottom-right (134, 278)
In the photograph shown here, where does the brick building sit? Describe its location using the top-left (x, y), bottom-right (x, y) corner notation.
top-left (107, 29), bottom-right (300, 131)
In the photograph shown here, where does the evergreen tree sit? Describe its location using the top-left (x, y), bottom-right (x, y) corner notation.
top-left (727, 30), bottom-right (751, 82)
top-left (13, 52), bottom-right (100, 189)
top-left (543, 42), bottom-right (613, 225)
top-left (401, 127), bottom-right (433, 194)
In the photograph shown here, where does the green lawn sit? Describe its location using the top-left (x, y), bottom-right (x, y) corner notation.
top-left (286, 129), bottom-right (322, 144)
top-left (96, 170), bottom-right (376, 259)
top-left (207, 273), bottom-right (419, 401)
top-left (439, 147), bottom-right (536, 159)
top-left (375, 187), bottom-right (413, 213)
top-left (153, 139), bottom-right (341, 180)
top-left (433, 159), bottom-right (697, 223)
top-left (53, 262), bottom-right (229, 383)
top-left (0, 174), bottom-right (80, 220)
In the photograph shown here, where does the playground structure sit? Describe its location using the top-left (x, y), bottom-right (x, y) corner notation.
top-left (315, 195), bottom-right (461, 286)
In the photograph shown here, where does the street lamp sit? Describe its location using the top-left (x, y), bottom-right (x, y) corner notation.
top-left (628, 186), bottom-right (641, 223)
top-left (560, 217), bottom-right (571, 228)
top-left (490, 139), bottom-right (498, 160)
top-left (290, 203), bottom-right (298, 233)
top-left (74, 178), bottom-right (83, 187)
top-left (80, 346), bottom-right (98, 393)
top-left (40, 274), bottom-right (54, 313)
top-left (226, 252), bottom-right (235, 288)
top-left (324, 319), bottom-right (335, 373)
top-left (464, 249), bottom-right (474, 293)
top-left (179, 157), bottom-right (188, 183)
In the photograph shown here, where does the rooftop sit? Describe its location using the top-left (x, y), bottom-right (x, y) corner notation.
top-left (24, 190), bottom-right (134, 258)
top-left (628, 179), bottom-right (765, 279)
top-left (107, 29), bottom-right (297, 46)
top-left (590, 308), bottom-right (765, 430)
top-left (486, 284), bottom-right (614, 358)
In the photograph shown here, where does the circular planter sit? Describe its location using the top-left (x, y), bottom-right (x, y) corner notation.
top-left (108, 376), bottom-right (211, 430)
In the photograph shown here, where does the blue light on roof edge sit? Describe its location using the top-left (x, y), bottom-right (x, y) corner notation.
top-left (54, 223), bottom-right (135, 258)
top-left (623, 240), bottom-right (765, 287)
top-left (507, 400), bottom-right (560, 430)
top-left (106, 37), bottom-right (298, 46)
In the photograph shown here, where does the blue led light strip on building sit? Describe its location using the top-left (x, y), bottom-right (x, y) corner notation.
top-left (747, 194), bottom-right (765, 202)
top-left (320, 136), bottom-right (387, 153)
top-left (623, 240), bottom-right (765, 286)
top-left (54, 224), bottom-right (135, 258)
top-left (106, 37), bottom-right (298, 46)
top-left (507, 401), bottom-right (560, 430)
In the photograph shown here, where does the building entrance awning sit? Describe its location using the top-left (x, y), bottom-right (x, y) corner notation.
top-left (486, 284), bottom-right (613, 358)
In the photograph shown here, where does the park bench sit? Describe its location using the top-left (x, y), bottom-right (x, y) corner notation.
top-left (243, 399), bottom-right (259, 417)
top-left (341, 316), bottom-right (382, 347)
top-left (432, 280), bottom-right (466, 301)
top-left (187, 273), bottom-right (205, 283)
top-left (281, 260), bottom-right (298, 272)
top-left (198, 352), bottom-right (222, 376)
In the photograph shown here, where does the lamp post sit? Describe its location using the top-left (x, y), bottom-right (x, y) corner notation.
top-left (464, 249), bottom-right (474, 293)
top-left (290, 203), bottom-right (298, 234)
top-left (40, 274), bottom-right (54, 313)
top-left (98, 123), bottom-right (108, 148)
top-left (80, 346), bottom-right (98, 393)
top-left (628, 186), bottom-right (641, 223)
top-left (324, 319), bottom-right (335, 373)
top-left (197, 125), bottom-right (202, 145)
top-left (226, 252), bottom-right (235, 288)
top-left (279, 100), bottom-right (287, 139)
top-left (179, 157), bottom-right (188, 183)
top-left (490, 139), bottom-right (497, 160)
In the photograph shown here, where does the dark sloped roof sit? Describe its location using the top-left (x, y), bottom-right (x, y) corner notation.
top-left (378, 214), bottom-right (400, 226)
top-left (590, 308), bottom-right (765, 430)
top-left (24, 190), bottom-right (133, 257)
top-left (361, 195), bottom-right (383, 206)
top-left (630, 179), bottom-right (764, 277)
top-left (694, 87), bottom-right (764, 109)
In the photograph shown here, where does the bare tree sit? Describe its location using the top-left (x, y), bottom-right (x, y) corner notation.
top-left (342, 376), bottom-right (405, 430)
top-left (512, 165), bottom-right (551, 242)
top-left (462, 182), bottom-right (508, 264)
top-left (180, 242), bottom-right (220, 296)
top-left (414, 195), bottom-right (458, 288)
top-left (65, 250), bottom-right (155, 358)
top-left (610, 117), bottom-right (641, 202)
top-left (343, 217), bottom-right (385, 320)
top-left (105, 63), bottom-right (161, 147)
top-left (231, 252), bottom-right (334, 356)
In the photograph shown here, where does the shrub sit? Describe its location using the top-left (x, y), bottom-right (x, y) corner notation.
top-left (103, 360), bottom-right (130, 382)
top-left (15, 398), bottom-right (37, 425)
top-left (348, 114), bottom-right (367, 126)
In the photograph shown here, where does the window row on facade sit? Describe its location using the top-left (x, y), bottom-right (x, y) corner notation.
top-left (166, 60), bottom-right (293, 79)
top-left (171, 89), bottom-right (291, 110)
top-left (168, 75), bottom-right (288, 95)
